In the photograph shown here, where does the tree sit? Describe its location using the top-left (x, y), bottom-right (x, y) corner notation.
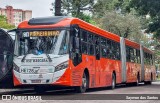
top-left (51, 0), bottom-right (96, 24)
top-left (0, 15), bottom-right (15, 30)
top-left (93, 0), bottom-right (130, 17)
top-left (61, 0), bottom-right (94, 17)
top-left (128, 0), bottom-right (160, 63)
top-left (51, 0), bottom-right (95, 17)
top-left (55, 0), bottom-right (62, 16)
top-left (96, 11), bottom-right (146, 43)
top-left (129, 0), bottom-right (160, 39)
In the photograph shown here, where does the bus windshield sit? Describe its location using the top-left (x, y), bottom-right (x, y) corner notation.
top-left (15, 30), bottom-right (69, 56)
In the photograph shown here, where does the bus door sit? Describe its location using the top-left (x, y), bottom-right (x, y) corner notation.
top-left (95, 35), bottom-right (101, 86)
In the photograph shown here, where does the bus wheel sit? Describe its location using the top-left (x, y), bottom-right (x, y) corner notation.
top-left (34, 86), bottom-right (45, 94)
top-left (111, 73), bottom-right (116, 89)
top-left (75, 72), bottom-right (88, 93)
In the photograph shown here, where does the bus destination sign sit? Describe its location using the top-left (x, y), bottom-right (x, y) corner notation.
top-left (29, 30), bottom-right (60, 37)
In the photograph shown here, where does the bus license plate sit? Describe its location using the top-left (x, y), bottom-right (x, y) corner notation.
top-left (31, 80), bottom-right (41, 83)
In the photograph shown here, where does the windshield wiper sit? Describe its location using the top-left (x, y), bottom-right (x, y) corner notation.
top-left (46, 54), bottom-right (52, 62)
top-left (21, 52), bottom-right (29, 62)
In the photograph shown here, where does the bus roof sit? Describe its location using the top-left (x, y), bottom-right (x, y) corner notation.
top-left (18, 16), bottom-right (73, 29)
top-left (28, 16), bottom-right (69, 25)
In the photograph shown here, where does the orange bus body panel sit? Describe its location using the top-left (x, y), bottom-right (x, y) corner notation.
top-left (13, 72), bottom-right (22, 86)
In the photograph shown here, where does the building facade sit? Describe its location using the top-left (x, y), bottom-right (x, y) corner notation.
top-left (0, 6), bottom-right (32, 26)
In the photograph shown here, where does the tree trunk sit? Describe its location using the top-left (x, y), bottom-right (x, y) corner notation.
top-left (55, 0), bottom-right (62, 16)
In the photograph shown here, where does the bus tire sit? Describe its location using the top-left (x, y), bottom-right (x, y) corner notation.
top-left (34, 86), bottom-right (45, 94)
top-left (75, 72), bottom-right (88, 93)
top-left (111, 73), bottom-right (116, 89)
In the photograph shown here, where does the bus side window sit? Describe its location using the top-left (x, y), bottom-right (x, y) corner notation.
top-left (106, 39), bottom-right (112, 59)
top-left (81, 29), bottom-right (88, 54)
top-left (95, 35), bottom-right (100, 60)
top-left (88, 32), bottom-right (95, 55)
top-left (144, 52), bottom-right (147, 64)
top-left (146, 53), bottom-right (149, 65)
top-left (111, 41), bottom-right (116, 59)
top-left (150, 54), bottom-right (152, 65)
top-left (81, 30), bottom-right (87, 42)
top-left (133, 49), bottom-right (137, 63)
top-left (100, 37), bottom-right (107, 58)
top-left (126, 46), bottom-right (130, 62)
top-left (111, 41), bottom-right (118, 60)
top-left (149, 53), bottom-right (151, 65)
top-left (113, 42), bottom-right (120, 60)
top-left (115, 42), bottom-right (120, 60)
top-left (136, 49), bottom-right (140, 64)
top-left (149, 54), bottom-right (152, 65)
top-left (81, 42), bottom-right (87, 54)
top-left (101, 37), bottom-right (106, 46)
top-left (129, 47), bottom-right (134, 62)
top-left (152, 54), bottom-right (154, 65)
top-left (151, 54), bottom-right (153, 65)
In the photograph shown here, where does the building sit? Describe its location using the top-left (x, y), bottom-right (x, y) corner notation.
top-left (0, 6), bottom-right (32, 26)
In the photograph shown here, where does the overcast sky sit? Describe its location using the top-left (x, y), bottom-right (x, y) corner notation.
top-left (0, 0), bottom-right (54, 17)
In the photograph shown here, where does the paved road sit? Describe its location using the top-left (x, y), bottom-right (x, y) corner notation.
top-left (0, 81), bottom-right (160, 103)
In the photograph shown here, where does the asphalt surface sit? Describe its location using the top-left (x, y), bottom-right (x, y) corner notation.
top-left (0, 81), bottom-right (160, 103)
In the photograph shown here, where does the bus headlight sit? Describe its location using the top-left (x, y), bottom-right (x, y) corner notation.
top-left (55, 61), bottom-right (68, 72)
top-left (13, 63), bottom-right (20, 73)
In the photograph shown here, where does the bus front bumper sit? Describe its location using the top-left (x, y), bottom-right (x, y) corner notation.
top-left (13, 69), bottom-right (70, 86)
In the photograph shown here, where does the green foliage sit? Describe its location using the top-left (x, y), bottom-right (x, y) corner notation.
top-left (96, 11), bottom-right (146, 43)
top-left (61, 0), bottom-right (94, 16)
top-left (75, 13), bottom-right (97, 25)
top-left (93, 0), bottom-right (130, 17)
top-left (0, 15), bottom-right (15, 29)
top-left (129, 0), bottom-right (160, 39)
top-left (53, 0), bottom-right (155, 46)
top-left (53, 0), bottom-right (96, 24)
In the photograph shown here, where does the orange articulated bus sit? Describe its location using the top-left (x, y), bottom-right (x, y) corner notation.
top-left (12, 16), bottom-right (156, 93)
